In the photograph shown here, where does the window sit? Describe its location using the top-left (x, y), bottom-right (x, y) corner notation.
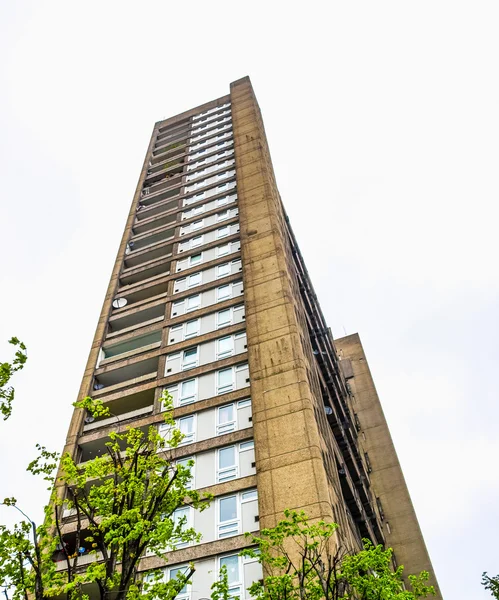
top-left (217, 368), bottom-right (234, 394)
top-left (187, 272), bottom-right (201, 288)
top-left (191, 235), bottom-right (203, 248)
top-left (218, 182), bottom-right (229, 191)
top-left (189, 253), bottom-right (202, 267)
top-left (217, 195), bottom-right (229, 206)
top-left (186, 294), bottom-right (201, 311)
top-left (217, 336), bottom-right (233, 359)
top-left (218, 495), bottom-right (238, 537)
top-left (217, 308), bottom-right (231, 328)
top-left (240, 440), bottom-right (254, 452)
top-left (217, 210), bottom-right (229, 221)
top-left (168, 566), bottom-right (190, 600)
top-left (191, 219), bottom-right (204, 231)
top-left (217, 226), bottom-right (230, 239)
top-left (241, 489), bottom-right (258, 502)
top-left (179, 379), bottom-right (196, 405)
top-left (182, 347), bottom-right (198, 370)
top-left (176, 456), bottom-right (194, 490)
top-left (217, 284), bottom-right (231, 301)
top-left (172, 508), bottom-right (191, 549)
top-left (217, 244), bottom-right (230, 257)
top-left (219, 555), bottom-right (241, 599)
top-left (217, 404), bottom-right (235, 435)
top-left (184, 319), bottom-right (199, 339)
top-left (217, 263), bottom-right (231, 278)
top-left (178, 415), bottom-right (195, 445)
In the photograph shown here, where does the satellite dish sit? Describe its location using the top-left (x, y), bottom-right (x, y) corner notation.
top-left (324, 406), bottom-right (333, 415)
top-left (93, 382), bottom-right (104, 390)
top-left (84, 414), bottom-right (95, 424)
top-left (112, 297), bottom-right (127, 309)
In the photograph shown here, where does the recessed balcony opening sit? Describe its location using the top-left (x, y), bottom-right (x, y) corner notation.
top-left (151, 140), bottom-right (188, 164)
top-left (101, 330), bottom-right (162, 362)
top-left (79, 424), bottom-right (149, 464)
top-left (130, 227), bottom-right (175, 251)
top-left (113, 281), bottom-right (168, 310)
top-left (148, 151), bottom-right (186, 174)
top-left (132, 212), bottom-right (177, 236)
top-left (119, 257), bottom-right (171, 286)
top-left (136, 197), bottom-right (178, 222)
top-left (94, 356), bottom-right (159, 389)
top-left (146, 160), bottom-right (185, 185)
top-left (124, 242), bottom-right (173, 269)
top-left (82, 388), bottom-right (155, 433)
top-left (108, 302), bottom-right (165, 335)
top-left (140, 185), bottom-right (181, 207)
top-left (157, 119), bottom-right (190, 140)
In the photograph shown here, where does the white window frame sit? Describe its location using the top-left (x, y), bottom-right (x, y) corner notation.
top-left (172, 506), bottom-right (192, 548)
top-left (179, 378), bottom-right (197, 405)
top-left (217, 494), bottom-right (239, 538)
top-left (168, 565), bottom-right (191, 600)
top-left (188, 252), bottom-right (203, 267)
top-left (191, 219), bottom-right (204, 231)
top-left (184, 318), bottom-right (200, 339)
top-left (217, 367), bottom-right (235, 395)
top-left (217, 336), bottom-right (234, 359)
top-left (186, 293), bottom-right (201, 312)
top-left (216, 263), bottom-right (231, 279)
top-left (176, 456), bottom-right (195, 490)
top-left (217, 225), bottom-right (230, 239)
top-left (187, 272), bottom-right (202, 288)
top-left (217, 446), bottom-right (238, 483)
top-left (177, 414), bottom-right (196, 445)
top-left (217, 308), bottom-right (232, 329)
top-left (217, 403), bottom-right (236, 435)
top-left (216, 243), bottom-right (231, 258)
top-left (190, 234), bottom-right (204, 248)
top-left (182, 347), bottom-right (199, 371)
top-left (217, 284), bottom-right (232, 301)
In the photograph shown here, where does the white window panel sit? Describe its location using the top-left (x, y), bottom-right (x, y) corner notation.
top-left (217, 226), bottom-right (230, 239)
top-left (176, 456), bottom-right (195, 490)
top-left (178, 415), bottom-right (196, 445)
top-left (190, 235), bottom-right (203, 248)
top-left (217, 210), bottom-right (230, 221)
top-left (191, 219), bottom-right (204, 231)
top-left (179, 379), bottom-right (197, 405)
top-left (189, 253), bottom-right (203, 267)
top-left (184, 319), bottom-right (200, 339)
top-left (217, 367), bottom-right (235, 394)
top-left (216, 263), bottom-right (231, 278)
top-left (217, 446), bottom-right (238, 483)
top-left (217, 284), bottom-right (232, 301)
top-left (217, 403), bottom-right (236, 435)
top-left (187, 272), bottom-right (202, 288)
top-left (166, 352), bottom-right (181, 373)
top-left (217, 336), bottom-right (234, 359)
top-left (217, 494), bottom-right (239, 538)
top-left (186, 294), bottom-right (201, 311)
top-left (182, 347), bottom-right (199, 370)
top-left (168, 566), bottom-right (190, 600)
top-left (216, 243), bottom-right (230, 257)
top-left (239, 440), bottom-right (254, 452)
top-left (219, 555), bottom-right (242, 600)
top-left (172, 507), bottom-right (192, 548)
top-left (217, 308), bottom-right (232, 328)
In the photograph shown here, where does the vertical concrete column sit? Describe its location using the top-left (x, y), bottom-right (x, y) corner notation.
top-left (230, 77), bottom-right (333, 527)
top-left (336, 334), bottom-right (442, 599)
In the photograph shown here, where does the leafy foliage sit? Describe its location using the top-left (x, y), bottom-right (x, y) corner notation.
top-left (0, 337), bottom-right (27, 420)
top-left (482, 572), bottom-right (499, 599)
top-left (0, 391), bottom-right (208, 600)
top-left (239, 510), bottom-right (435, 600)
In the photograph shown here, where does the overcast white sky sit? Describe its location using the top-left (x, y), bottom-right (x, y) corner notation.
top-left (1, 1), bottom-right (498, 598)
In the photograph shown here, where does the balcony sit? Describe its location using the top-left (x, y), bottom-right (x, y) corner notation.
top-left (145, 159), bottom-right (185, 185)
top-left (79, 422), bottom-right (149, 462)
top-left (119, 256), bottom-right (172, 287)
top-left (136, 197), bottom-right (179, 222)
top-left (112, 280), bottom-right (168, 311)
top-left (93, 355), bottom-right (159, 390)
top-left (132, 211), bottom-right (177, 236)
top-left (108, 304), bottom-right (165, 337)
top-left (129, 226), bottom-right (175, 251)
top-left (124, 241), bottom-right (174, 269)
top-left (140, 184), bottom-right (181, 208)
top-left (99, 330), bottom-right (162, 366)
top-left (83, 388), bottom-right (155, 433)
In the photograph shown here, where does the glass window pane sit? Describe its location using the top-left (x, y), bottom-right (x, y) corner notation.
top-left (219, 446), bottom-right (235, 470)
top-left (217, 285), bottom-right (231, 301)
top-left (179, 416), bottom-right (194, 435)
top-left (169, 567), bottom-right (188, 593)
top-left (220, 555), bottom-right (239, 584)
top-left (191, 236), bottom-right (203, 247)
top-left (218, 336), bottom-right (233, 357)
top-left (217, 226), bottom-right (230, 238)
top-left (185, 320), bottom-right (198, 337)
top-left (217, 244), bottom-right (230, 257)
top-left (180, 379), bottom-right (195, 398)
top-left (217, 263), bottom-right (230, 278)
top-left (219, 496), bottom-right (237, 522)
top-left (188, 273), bottom-right (201, 287)
top-left (189, 253), bottom-right (202, 265)
top-left (219, 404), bottom-right (234, 424)
top-left (186, 294), bottom-right (200, 310)
top-left (218, 368), bottom-right (233, 389)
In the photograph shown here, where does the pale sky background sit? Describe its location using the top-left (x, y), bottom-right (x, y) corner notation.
top-left (1, 1), bottom-right (498, 598)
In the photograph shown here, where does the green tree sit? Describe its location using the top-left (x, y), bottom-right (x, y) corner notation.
top-left (226, 510), bottom-right (436, 600)
top-left (0, 337), bottom-right (27, 420)
top-left (482, 572), bottom-right (499, 599)
top-left (0, 392), bottom-right (209, 600)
